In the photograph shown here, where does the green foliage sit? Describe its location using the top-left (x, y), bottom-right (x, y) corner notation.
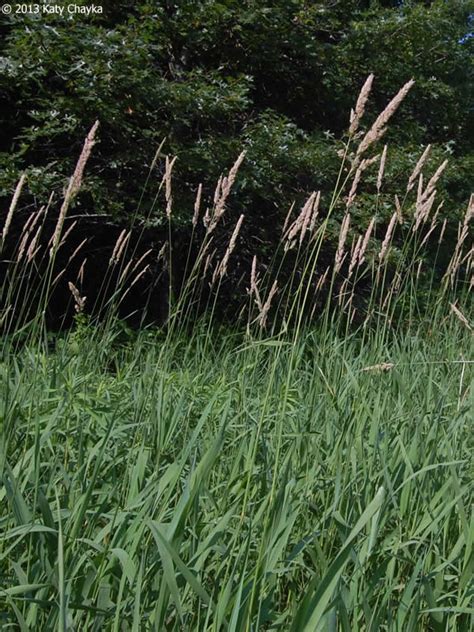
top-left (1, 0), bottom-right (472, 230)
top-left (0, 318), bottom-right (472, 629)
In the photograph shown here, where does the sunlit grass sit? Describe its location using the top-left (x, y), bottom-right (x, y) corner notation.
top-left (1, 318), bottom-right (472, 630)
top-left (1, 76), bottom-right (472, 630)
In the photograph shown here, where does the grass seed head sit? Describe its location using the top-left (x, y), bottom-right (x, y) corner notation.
top-left (2, 173), bottom-right (27, 242)
top-left (50, 121), bottom-right (99, 258)
top-left (349, 73), bottom-right (374, 136)
top-left (407, 144), bottom-right (431, 193)
top-left (335, 213), bottom-right (351, 272)
top-left (356, 79), bottom-right (414, 158)
top-left (378, 212), bottom-right (398, 262)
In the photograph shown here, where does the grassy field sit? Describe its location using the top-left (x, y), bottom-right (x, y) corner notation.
top-left (1, 77), bottom-right (473, 630)
top-left (1, 317), bottom-right (472, 630)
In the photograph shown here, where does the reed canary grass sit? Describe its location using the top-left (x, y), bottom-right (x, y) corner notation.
top-left (407, 144), bottom-right (432, 193)
top-left (66, 238), bottom-right (88, 267)
top-left (192, 183), bottom-right (203, 227)
top-left (356, 79), bottom-right (414, 158)
top-left (349, 73), bottom-right (374, 136)
top-left (214, 213), bottom-right (245, 280)
top-left (376, 145), bottom-right (388, 193)
top-left (378, 211), bottom-right (397, 262)
top-left (50, 121), bottom-right (98, 257)
top-left (335, 212), bottom-right (351, 272)
top-left (68, 281), bottom-right (86, 313)
top-left (110, 229), bottom-right (129, 265)
top-left (449, 301), bottom-right (472, 331)
top-left (257, 278), bottom-right (278, 328)
top-left (2, 173), bottom-right (27, 242)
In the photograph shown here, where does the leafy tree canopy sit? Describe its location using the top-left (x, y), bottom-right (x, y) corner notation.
top-left (0, 0), bottom-right (472, 235)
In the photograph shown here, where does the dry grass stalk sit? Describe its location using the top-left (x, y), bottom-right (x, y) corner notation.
top-left (66, 238), bottom-right (88, 267)
top-left (59, 220), bottom-right (78, 248)
top-left (337, 278), bottom-right (349, 306)
top-left (26, 225), bottom-right (43, 262)
top-left (77, 258), bottom-right (87, 284)
top-left (282, 202), bottom-right (296, 235)
top-left (17, 208), bottom-right (46, 262)
top-left (119, 249), bottom-right (152, 286)
top-left (335, 213), bottom-right (351, 272)
top-left (50, 121), bottom-right (99, 257)
top-left (2, 173), bottom-right (27, 242)
top-left (356, 79), bottom-right (415, 158)
top-left (21, 214), bottom-right (35, 235)
top-left (378, 212), bottom-right (397, 262)
top-left (361, 362), bottom-right (395, 372)
top-left (299, 193), bottom-right (317, 244)
top-left (349, 73), bottom-right (374, 136)
top-left (16, 231), bottom-right (30, 263)
top-left (460, 246), bottom-right (473, 270)
top-left (419, 159), bottom-right (448, 207)
top-left (131, 249), bottom-right (152, 276)
top-left (309, 191), bottom-right (321, 233)
top-left (358, 217), bottom-right (375, 265)
top-left (118, 264), bottom-right (151, 306)
top-left (381, 271), bottom-right (402, 310)
top-left (214, 214), bottom-right (245, 281)
top-left (429, 201), bottom-right (443, 230)
top-left (213, 176), bottom-right (223, 207)
top-left (207, 152), bottom-right (246, 233)
top-left (157, 242), bottom-right (167, 262)
top-left (285, 194), bottom-right (315, 248)
top-left (203, 250), bottom-right (215, 277)
top-left (150, 138), bottom-right (166, 172)
top-left (69, 122), bottom-right (99, 198)
top-left (416, 173), bottom-right (424, 207)
top-left (192, 184), bottom-right (203, 227)
top-left (203, 207), bottom-right (211, 229)
top-left (22, 207), bottom-right (44, 236)
top-left (129, 264), bottom-right (150, 289)
top-left (249, 255), bottom-right (263, 311)
top-left (109, 229), bottom-right (130, 265)
top-left (68, 281), bottom-right (86, 313)
top-left (450, 302), bottom-right (472, 332)
top-left (394, 195), bottom-right (403, 224)
top-left (118, 258), bottom-right (134, 285)
top-left (257, 279), bottom-right (278, 329)
top-left (315, 266), bottom-right (330, 293)
top-left (348, 234), bottom-right (363, 278)
top-left (376, 145), bottom-right (388, 193)
top-left (164, 155), bottom-right (177, 218)
top-left (27, 206), bottom-right (46, 236)
top-left (420, 221), bottom-right (439, 248)
top-left (413, 190), bottom-right (436, 232)
top-left (406, 144), bottom-right (431, 192)
top-left (350, 305), bottom-right (357, 324)
top-left (438, 218), bottom-right (448, 244)
top-left (445, 195), bottom-right (474, 283)
top-left (413, 160), bottom-right (448, 231)
top-left (52, 269), bottom-right (66, 286)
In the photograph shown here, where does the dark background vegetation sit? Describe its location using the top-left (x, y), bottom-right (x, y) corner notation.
top-left (0, 0), bottom-right (472, 323)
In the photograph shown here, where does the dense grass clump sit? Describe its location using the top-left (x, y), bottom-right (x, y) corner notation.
top-left (0, 319), bottom-right (472, 630)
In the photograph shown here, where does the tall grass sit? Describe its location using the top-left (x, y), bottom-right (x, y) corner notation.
top-left (0, 321), bottom-right (472, 629)
top-left (0, 77), bottom-right (472, 630)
